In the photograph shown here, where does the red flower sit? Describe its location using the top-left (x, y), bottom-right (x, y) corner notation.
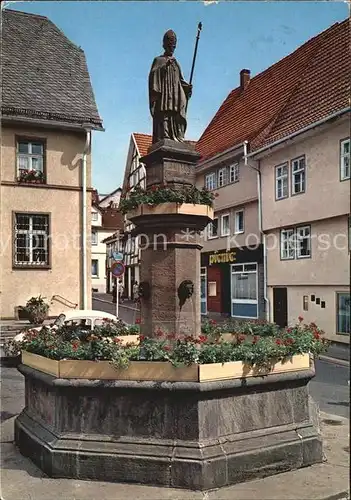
top-left (151, 185), bottom-right (158, 191)
top-left (138, 335), bottom-right (146, 342)
top-left (237, 334), bottom-right (246, 343)
top-left (167, 333), bottom-right (176, 340)
top-left (113, 337), bottom-right (122, 343)
top-left (298, 316), bottom-right (304, 322)
top-left (163, 345), bottom-right (171, 352)
top-left (252, 335), bottom-right (259, 344)
top-left (214, 192), bottom-right (219, 197)
top-left (135, 318), bottom-right (141, 324)
top-left (209, 319), bottom-right (217, 325)
top-left (184, 335), bottom-right (195, 343)
top-left (313, 332), bottom-right (321, 340)
top-left (275, 339), bottom-right (282, 345)
top-left (284, 338), bottom-right (294, 345)
top-left (155, 328), bottom-right (164, 338)
top-left (198, 335), bottom-right (208, 343)
top-left (71, 341), bottom-right (80, 351)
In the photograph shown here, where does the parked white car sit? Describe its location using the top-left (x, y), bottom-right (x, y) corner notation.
top-left (13, 310), bottom-right (121, 343)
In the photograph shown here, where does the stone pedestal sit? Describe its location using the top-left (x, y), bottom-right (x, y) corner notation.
top-left (15, 363), bottom-right (323, 490)
top-left (128, 140), bottom-right (211, 337)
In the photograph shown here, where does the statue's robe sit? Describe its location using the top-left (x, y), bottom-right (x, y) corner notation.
top-left (149, 55), bottom-right (190, 143)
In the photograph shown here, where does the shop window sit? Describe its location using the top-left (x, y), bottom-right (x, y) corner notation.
top-left (200, 267), bottom-right (207, 315)
top-left (231, 263), bottom-right (258, 318)
top-left (336, 293), bottom-right (350, 335)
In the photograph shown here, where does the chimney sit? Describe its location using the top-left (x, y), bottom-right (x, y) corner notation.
top-left (240, 69), bottom-right (250, 91)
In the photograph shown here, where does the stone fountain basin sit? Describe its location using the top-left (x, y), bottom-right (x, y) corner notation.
top-left (21, 351), bottom-right (310, 381)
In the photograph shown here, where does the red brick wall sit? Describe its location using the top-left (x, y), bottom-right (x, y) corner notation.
top-left (207, 266), bottom-right (222, 313)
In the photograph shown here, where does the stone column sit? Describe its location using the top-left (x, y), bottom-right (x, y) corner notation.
top-left (128, 140), bottom-right (211, 338)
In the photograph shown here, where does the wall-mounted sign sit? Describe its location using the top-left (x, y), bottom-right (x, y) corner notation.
top-left (112, 251), bottom-right (124, 262)
top-left (209, 251), bottom-right (236, 266)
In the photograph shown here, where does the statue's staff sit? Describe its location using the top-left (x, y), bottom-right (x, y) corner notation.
top-left (186, 22), bottom-right (202, 112)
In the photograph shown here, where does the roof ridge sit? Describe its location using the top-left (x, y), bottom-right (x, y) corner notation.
top-left (3, 8), bottom-right (48, 21)
top-left (261, 19), bottom-right (348, 144)
top-left (198, 19), bottom-right (347, 148)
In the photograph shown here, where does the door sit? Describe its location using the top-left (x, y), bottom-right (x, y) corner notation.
top-left (200, 267), bottom-right (207, 315)
top-left (273, 287), bottom-right (288, 327)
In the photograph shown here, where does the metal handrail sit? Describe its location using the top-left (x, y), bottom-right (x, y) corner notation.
top-left (51, 295), bottom-right (78, 309)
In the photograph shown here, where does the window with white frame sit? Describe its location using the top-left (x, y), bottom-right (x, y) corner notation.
top-left (91, 231), bottom-right (98, 245)
top-left (275, 164), bottom-right (288, 199)
top-left (92, 259), bottom-right (99, 277)
top-left (208, 218), bottom-right (218, 238)
top-left (221, 214), bottom-right (230, 236)
top-left (14, 213), bottom-right (49, 267)
top-left (340, 138), bottom-right (350, 180)
top-left (229, 163), bottom-right (239, 183)
top-left (91, 212), bottom-right (98, 221)
top-left (231, 263), bottom-right (258, 318)
top-left (296, 225), bottom-right (311, 258)
top-left (336, 293), bottom-right (350, 335)
top-left (205, 172), bottom-right (217, 191)
top-left (17, 139), bottom-right (44, 178)
top-left (280, 226), bottom-right (311, 260)
top-left (234, 210), bottom-right (244, 234)
top-left (280, 229), bottom-right (295, 260)
top-left (218, 167), bottom-right (227, 187)
top-left (291, 156), bottom-right (306, 195)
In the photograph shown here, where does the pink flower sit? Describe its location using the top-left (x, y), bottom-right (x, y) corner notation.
top-left (135, 318), bottom-right (141, 325)
top-left (298, 316), bottom-right (304, 323)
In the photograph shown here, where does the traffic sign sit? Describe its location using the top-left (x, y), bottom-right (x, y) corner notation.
top-left (112, 251), bottom-right (124, 262)
top-left (111, 261), bottom-right (125, 278)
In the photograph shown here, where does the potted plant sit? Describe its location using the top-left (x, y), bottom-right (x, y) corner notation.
top-left (17, 169), bottom-right (45, 184)
top-left (24, 295), bottom-right (50, 324)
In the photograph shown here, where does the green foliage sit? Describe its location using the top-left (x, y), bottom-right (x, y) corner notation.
top-left (119, 184), bottom-right (215, 214)
top-left (24, 295), bottom-right (50, 324)
top-left (16, 319), bottom-right (330, 370)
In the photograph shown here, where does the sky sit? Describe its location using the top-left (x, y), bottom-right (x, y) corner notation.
top-left (5, 1), bottom-right (349, 194)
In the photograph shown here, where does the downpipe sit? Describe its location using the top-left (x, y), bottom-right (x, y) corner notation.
top-left (243, 141), bottom-right (270, 321)
top-left (82, 129), bottom-right (91, 310)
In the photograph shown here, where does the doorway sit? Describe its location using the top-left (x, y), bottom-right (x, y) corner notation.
top-left (273, 287), bottom-right (288, 327)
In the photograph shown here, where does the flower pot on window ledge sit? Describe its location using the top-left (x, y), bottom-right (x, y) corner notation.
top-left (17, 169), bottom-right (45, 184)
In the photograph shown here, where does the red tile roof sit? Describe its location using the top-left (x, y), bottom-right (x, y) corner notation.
top-left (101, 207), bottom-right (124, 231)
top-left (133, 132), bottom-right (197, 158)
top-left (133, 133), bottom-right (152, 157)
top-left (196, 19), bottom-right (350, 162)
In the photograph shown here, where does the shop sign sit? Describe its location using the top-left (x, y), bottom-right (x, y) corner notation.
top-left (209, 251), bottom-right (236, 265)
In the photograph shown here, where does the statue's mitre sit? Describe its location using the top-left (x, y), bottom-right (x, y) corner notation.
top-left (163, 29), bottom-right (177, 44)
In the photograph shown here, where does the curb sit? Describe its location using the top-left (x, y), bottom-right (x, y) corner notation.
top-left (319, 355), bottom-right (350, 367)
top-left (93, 297), bottom-right (139, 312)
top-left (322, 492), bottom-right (350, 500)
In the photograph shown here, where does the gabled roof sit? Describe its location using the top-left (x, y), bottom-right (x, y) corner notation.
top-left (196, 18), bottom-right (350, 162)
top-left (99, 187), bottom-right (122, 205)
top-left (2, 9), bottom-right (103, 130)
top-left (133, 133), bottom-right (152, 158)
top-left (133, 133), bottom-right (197, 158)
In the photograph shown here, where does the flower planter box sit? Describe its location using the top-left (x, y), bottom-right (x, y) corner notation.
top-left (127, 202), bottom-right (214, 220)
top-left (21, 351), bottom-right (309, 381)
top-left (114, 334), bottom-right (139, 346)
